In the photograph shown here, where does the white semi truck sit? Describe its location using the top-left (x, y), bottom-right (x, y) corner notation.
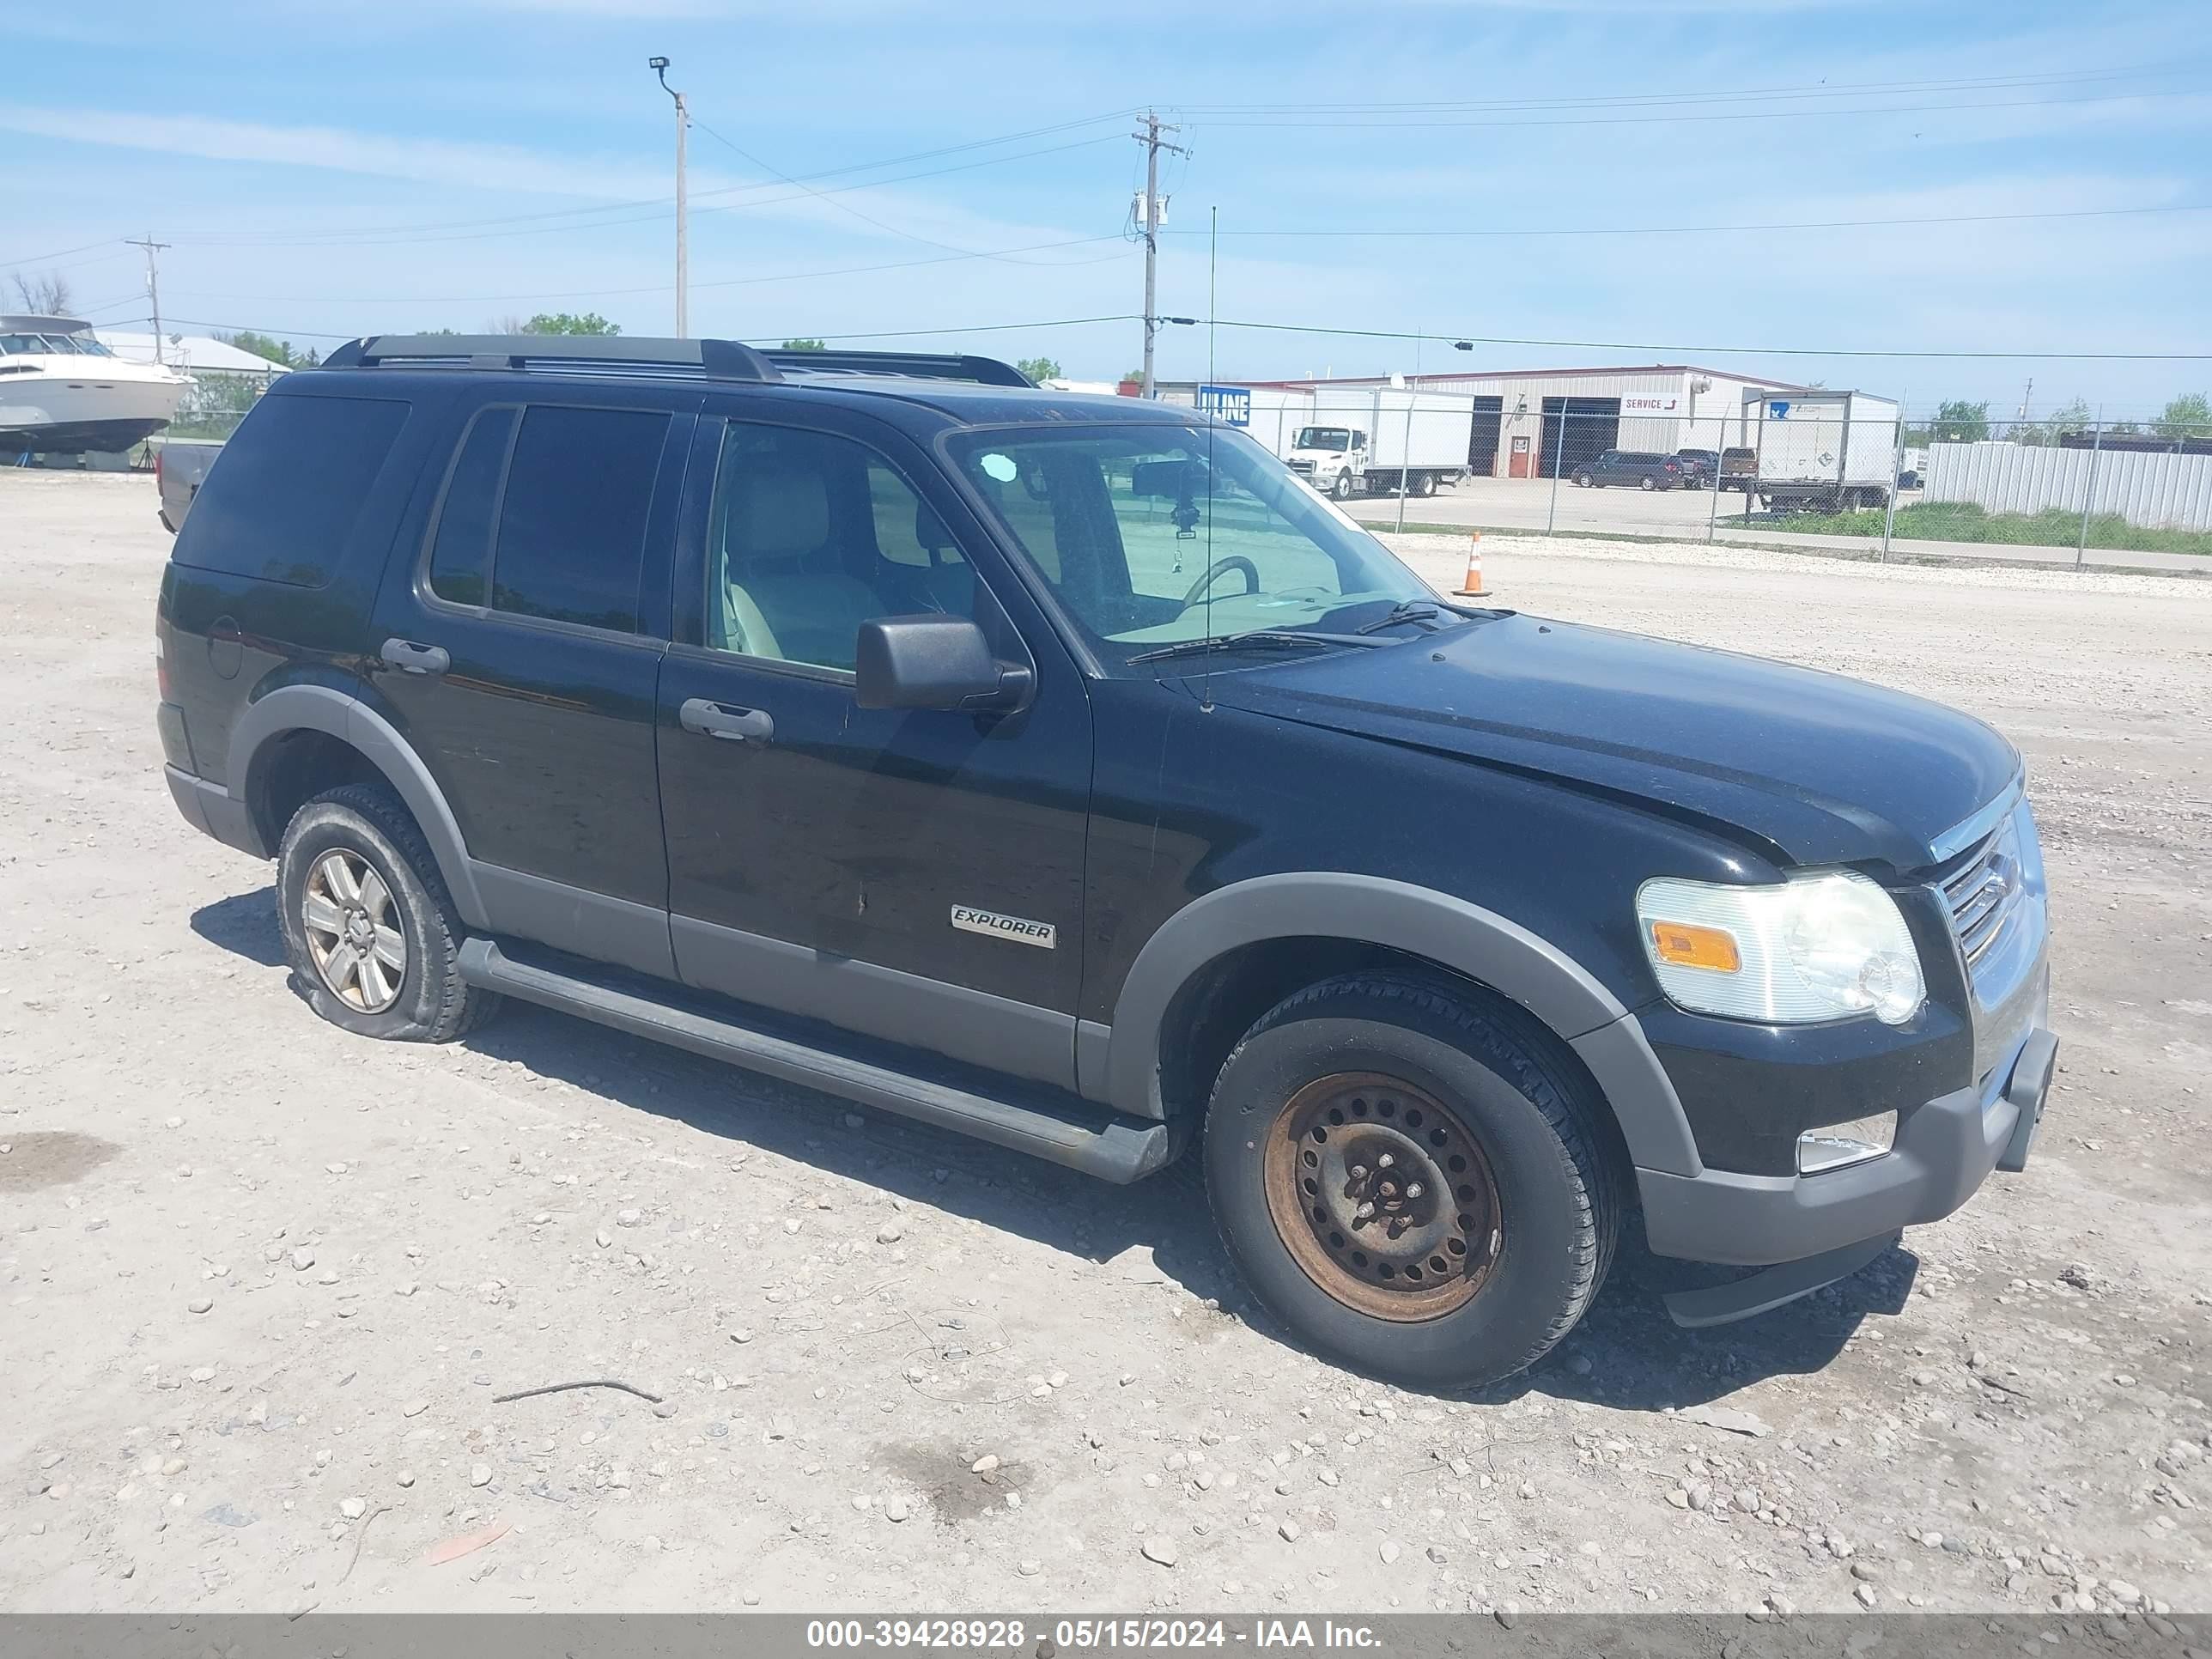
top-left (1735, 389), bottom-right (1902, 512)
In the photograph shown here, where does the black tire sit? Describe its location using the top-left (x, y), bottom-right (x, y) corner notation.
top-left (1331, 471), bottom-right (1357, 501)
top-left (1638, 473), bottom-right (1658, 491)
top-left (1203, 975), bottom-right (1619, 1389)
top-left (1572, 471), bottom-right (1593, 488)
top-left (276, 781), bottom-right (501, 1043)
top-left (1413, 471), bottom-right (1437, 499)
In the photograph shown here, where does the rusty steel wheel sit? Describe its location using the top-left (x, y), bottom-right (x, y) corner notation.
top-left (1261, 1070), bottom-right (1504, 1322)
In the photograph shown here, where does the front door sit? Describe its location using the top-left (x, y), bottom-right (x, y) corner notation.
top-left (653, 404), bottom-right (1094, 1090)
top-left (368, 388), bottom-right (693, 975)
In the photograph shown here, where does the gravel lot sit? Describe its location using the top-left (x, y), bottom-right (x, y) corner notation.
top-left (3, 470), bottom-right (2207, 1624)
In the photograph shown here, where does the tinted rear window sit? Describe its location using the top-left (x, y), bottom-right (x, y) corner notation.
top-left (426, 406), bottom-right (519, 607)
top-left (489, 405), bottom-right (668, 633)
top-left (171, 394), bottom-right (410, 588)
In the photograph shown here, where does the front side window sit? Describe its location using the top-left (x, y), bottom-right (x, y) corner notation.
top-left (706, 423), bottom-right (975, 673)
top-left (949, 424), bottom-right (1427, 671)
top-left (488, 404), bottom-right (669, 633)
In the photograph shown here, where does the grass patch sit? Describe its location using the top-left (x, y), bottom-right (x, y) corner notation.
top-left (1776, 501), bottom-right (2212, 556)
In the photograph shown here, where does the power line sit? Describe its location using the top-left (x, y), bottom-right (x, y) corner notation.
top-left (1169, 63), bottom-right (2191, 115)
top-left (686, 112), bottom-right (1091, 268)
top-left (165, 120), bottom-right (1138, 252)
top-left (161, 234), bottom-right (1132, 307)
top-left (1162, 202), bottom-right (2212, 240)
top-left (0, 237), bottom-right (118, 270)
top-left (103, 311), bottom-right (1143, 346)
top-left (1173, 86), bottom-right (2207, 131)
top-left (1206, 317), bottom-right (2212, 362)
top-left (742, 313), bottom-right (1139, 343)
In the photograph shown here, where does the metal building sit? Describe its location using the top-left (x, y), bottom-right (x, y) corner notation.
top-left (1212, 366), bottom-right (1809, 480)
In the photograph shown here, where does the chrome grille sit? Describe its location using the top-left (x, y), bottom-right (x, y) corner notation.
top-left (1941, 811), bottom-right (2026, 975)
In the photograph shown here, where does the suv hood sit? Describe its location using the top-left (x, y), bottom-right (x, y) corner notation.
top-left (1212, 612), bottom-right (2019, 872)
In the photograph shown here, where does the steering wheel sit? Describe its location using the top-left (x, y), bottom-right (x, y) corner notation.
top-left (1179, 556), bottom-right (1261, 610)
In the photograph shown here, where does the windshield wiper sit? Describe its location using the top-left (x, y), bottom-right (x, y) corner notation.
top-left (1355, 597), bottom-right (1491, 635)
top-left (1126, 629), bottom-right (1385, 665)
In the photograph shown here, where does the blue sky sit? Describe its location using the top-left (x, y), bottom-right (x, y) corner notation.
top-left (3, 0), bottom-right (2208, 420)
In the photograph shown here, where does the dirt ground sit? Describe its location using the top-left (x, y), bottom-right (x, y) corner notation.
top-left (2, 469), bottom-right (2206, 1624)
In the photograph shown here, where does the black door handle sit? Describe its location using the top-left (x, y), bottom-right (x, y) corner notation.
top-left (680, 697), bottom-right (774, 743)
top-left (380, 638), bottom-right (450, 676)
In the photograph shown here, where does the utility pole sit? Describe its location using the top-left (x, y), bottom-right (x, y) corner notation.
top-left (2017, 376), bottom-right (2033, 429)
top-left (1132, 110), bottom-right (1188, 399)
top-left (649, 58), bottom-right (689, 337)
top-left (125, 236), bottom-right (170, 365)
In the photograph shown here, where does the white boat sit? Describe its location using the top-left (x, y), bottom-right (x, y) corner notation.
top-left (2, 314), bottom-right (187, 454)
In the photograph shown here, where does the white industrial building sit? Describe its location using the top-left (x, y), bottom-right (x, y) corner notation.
top-left (1190, 364), bottom-right (1808, 480)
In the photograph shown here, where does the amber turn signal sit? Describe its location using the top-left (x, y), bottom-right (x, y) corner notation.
top-left (1648, 920), bottom-right (1742, 973)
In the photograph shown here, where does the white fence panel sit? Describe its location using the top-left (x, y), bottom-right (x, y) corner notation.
top-left (1924, 442), bottom-right (2212, 531)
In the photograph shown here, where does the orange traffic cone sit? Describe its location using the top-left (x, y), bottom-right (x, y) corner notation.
top-left (1454, 533), bottom-right (1490, 598)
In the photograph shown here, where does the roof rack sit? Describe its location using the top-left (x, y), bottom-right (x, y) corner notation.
top-left (318, 336), bottom-right (1039, 392)
top-left (763, 349), bottom-right (1034, 388)
top-left (321, 334), bottom-right (781, 380)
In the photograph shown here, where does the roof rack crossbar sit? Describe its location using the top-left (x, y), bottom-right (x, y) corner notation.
top-left (323, 334), bottom-right (780, 381)
top-left (763, 349), bottom-right (1034, 388)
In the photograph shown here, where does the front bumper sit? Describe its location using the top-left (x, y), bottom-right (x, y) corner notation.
top-left (1638, 1003), bottom-right (2053, 1273)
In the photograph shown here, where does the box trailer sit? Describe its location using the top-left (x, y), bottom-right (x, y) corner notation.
top-left (1736, 390), bottom-right (1900, 511)
top-left (1283, 387), bottom-right (1477, 501)
top-left (1161, 382), bottom-right (1478, 498)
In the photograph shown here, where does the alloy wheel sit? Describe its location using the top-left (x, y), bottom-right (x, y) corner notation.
top-left (301, 848), bottom-right (406, 1013)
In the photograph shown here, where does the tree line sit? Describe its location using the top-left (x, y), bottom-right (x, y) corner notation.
top-left (1910, 393), bottom-right (2212, 447)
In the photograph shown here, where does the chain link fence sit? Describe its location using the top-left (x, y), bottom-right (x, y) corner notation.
top-left (1198, 392), bottom-right (2212, 566)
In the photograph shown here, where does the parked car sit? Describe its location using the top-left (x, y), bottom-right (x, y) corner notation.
top-left (1571, 450), bottom-right (1684, 490)
top-left (1717, 446), bottom-right (1759, 489)
top-left (155, 438), bottom-right (223, 532)
top-left (155, 333), bottom-right (2055, 1388)
top-left (1673, 448), bottom-right (1718, 487)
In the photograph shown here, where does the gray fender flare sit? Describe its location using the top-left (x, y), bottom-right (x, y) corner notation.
top-left (1103, 872), bottom-right (1701, 1176)
top-left (227, 683), bottom-right (488, 930)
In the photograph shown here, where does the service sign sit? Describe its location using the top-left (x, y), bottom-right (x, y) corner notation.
top-left (1623, 395), bottom-right (1680, 413)
top-left (1198, 385), bottom-right (1251, 427)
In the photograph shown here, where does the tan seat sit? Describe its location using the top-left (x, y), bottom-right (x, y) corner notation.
top-left (720, 465), bottom-right (883, 671)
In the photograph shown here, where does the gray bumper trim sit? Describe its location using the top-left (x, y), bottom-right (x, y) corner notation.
top-left (164, 765), bottom-right (264, 858)
top-left (1638, 1022), bottom-right (2056, 1267)
top-left (1663, 1231), bottom-right (1899, 1328)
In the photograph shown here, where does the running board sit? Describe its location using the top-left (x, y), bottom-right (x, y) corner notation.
top-left (457, 938), bottom-right (1176, 1184)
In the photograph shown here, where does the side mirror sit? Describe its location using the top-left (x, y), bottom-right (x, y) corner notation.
top-left (854, 615), bottom-right (1032, 713)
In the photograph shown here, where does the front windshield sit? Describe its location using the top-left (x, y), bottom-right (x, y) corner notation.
top-left (949, 424), bottom-right (1431, 672)
top-left (1293, 426), bottom-right (1351, 453)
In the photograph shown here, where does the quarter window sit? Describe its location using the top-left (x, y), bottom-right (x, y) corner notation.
top-left (169, 393), bottom-right (410, 588)
top-left (488, 405), bottom-right (669, 633)
top-left (425, 407), bottom-right (517, 607)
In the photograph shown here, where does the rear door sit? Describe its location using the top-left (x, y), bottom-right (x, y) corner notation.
top-left (368, 386), bottom-right (695, 975)
top-left (653, 399), bottom-right (1094, 1089)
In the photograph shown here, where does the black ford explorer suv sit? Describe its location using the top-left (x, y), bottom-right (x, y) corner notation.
top-left (156, 334), bottom-right (2055, 1387)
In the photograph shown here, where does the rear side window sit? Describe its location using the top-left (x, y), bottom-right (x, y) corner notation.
top-left (171, 394), bottom-right (409, 587)
top-left (489, 405), bottom-right (669, 633)
top-left (425, 407), bottom-right (517, 607)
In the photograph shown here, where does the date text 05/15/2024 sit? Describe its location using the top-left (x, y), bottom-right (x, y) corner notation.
top-left (805, 1620), bottom-right (1386, 1651)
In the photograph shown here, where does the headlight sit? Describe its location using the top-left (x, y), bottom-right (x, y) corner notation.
top-left (1636, 871), bottom-right (1926, 1025)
